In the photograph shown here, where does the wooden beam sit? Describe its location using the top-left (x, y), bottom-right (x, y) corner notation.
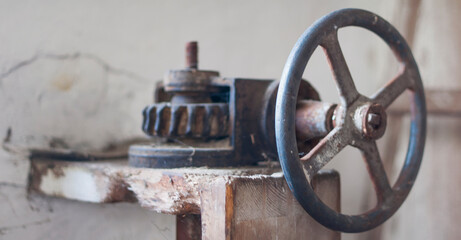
top-left (29, 159), bottom-right (340, 239)
top-left (29, 159), bottom-right (277, 214)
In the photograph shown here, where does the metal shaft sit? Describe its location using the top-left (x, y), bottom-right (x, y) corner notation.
top-left (186, 41), bottom-right (198, 69)
top-left (295, 100), bottom-right (337, 141)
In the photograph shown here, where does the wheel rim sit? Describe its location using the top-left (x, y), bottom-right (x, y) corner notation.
top-left (275, 8), bottom-right (426, 233)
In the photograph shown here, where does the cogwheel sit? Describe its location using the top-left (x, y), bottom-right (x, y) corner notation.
top-left (142, 102), bottom-right (229, 138)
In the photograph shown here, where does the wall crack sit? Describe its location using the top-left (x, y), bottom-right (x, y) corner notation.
top-left (0, 52), bottom-right (150, 83)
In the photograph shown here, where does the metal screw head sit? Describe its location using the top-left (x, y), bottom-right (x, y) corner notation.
top-left (362, 103), bottom-right (387, 139)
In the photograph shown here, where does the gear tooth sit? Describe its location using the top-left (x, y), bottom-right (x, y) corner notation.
top-left (185, 105), bottom-right (196, 136)
top-left (209, 105), bottom-right (221, 137)
top-left (168, 105), bottom-right (178, 136)
top-left (141, 102), bottom-right (229, 139)
top-left (142, 105), bottom-right (157, 136)
top-left (169, 105), bottom-right (187, 136)
top-left (178, 106), bottom-right (188, 136)
top-left (194, 106), bottom-right (206, 137)
top-left (153, 105), bottom-right (163, 136)
top-left (202, 106), bottom-right (213, 137)
top-left (142, 106), bottom-right (149, 134)
top-left (155, 104), bottom-right (171, 137)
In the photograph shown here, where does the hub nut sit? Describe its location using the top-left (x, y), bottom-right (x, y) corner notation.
top-left (361, 103), bottom-right (387, 139)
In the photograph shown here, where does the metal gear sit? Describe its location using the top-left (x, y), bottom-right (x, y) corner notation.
top-left (142, 102), bottom-right (229, 138)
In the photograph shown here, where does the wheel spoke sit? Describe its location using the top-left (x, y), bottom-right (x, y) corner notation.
top-left (321, 32), bottom-right (359, 106)
top-left (355, 140), bottom-right (393, 202)
top-left (372, 68), bottom-right (412, 108)
top-left (301, 127), bottom-right (349, 180)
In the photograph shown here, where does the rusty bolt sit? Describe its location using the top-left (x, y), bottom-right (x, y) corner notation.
top-left (361, 103), bottom-right (387, 139)
top-left (186, 41), bottom-right (198, 69)
top-left (367, 113), bottom-right (381, 129)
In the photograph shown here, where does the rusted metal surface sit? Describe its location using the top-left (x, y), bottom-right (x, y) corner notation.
top-left (130, 78), bottom-right (274, 168)
top-left (131, 76), bottom-right (328, 168)
top-left (142, 102), bottom-right (229, 138)
top-left (295, 100), bottom-right (336, 142)
top-left (275, 8), bottom-right (426, 232)
top-left (164, 42), bottom-right (221, 96)
top-left (260, 80), bottom-right (322, 161)
top-left (185, 41), bottom-right (198, 69)
top-left (353, 103), bottom-right (388, 139)
top-left (131, 41), bottom-right (324, 168)
top-left (164, 69), bottom-right (221, 96)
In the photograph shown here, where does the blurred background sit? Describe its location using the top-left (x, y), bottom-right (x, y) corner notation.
top-left (0, 0), bottom-right (459, 239)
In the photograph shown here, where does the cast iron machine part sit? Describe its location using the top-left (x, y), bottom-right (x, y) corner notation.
top-left (129, 8), bottom-right (426, 233)
top-left (129, 41), bottom-right (330, 168)
top-left (276, 9), bottom-right (426, 232)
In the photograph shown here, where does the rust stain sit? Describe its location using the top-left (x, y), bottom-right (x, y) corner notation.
top-left (27, 160), bottom-right (44, 194)
top-left (166, 175), bottom-right (201, 214)
top-left (28, 160), bottom-right (68, 195)
top-left (48, 162), bottom-right (65, 177)
top-left (137, 173), bottom-right (201, 214)
top-left (52, 73), bottom-right (75, 91)
top-left (104, 175), bottom-right (136, 203)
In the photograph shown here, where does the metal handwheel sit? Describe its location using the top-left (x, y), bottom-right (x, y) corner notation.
top-left (275, 8), bottom-right (426, 232)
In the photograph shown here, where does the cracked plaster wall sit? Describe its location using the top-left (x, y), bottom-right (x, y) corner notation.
top-left (0, 1), bottom-right (459, 240)
top-left (0, 51), bottom-right (175, 239)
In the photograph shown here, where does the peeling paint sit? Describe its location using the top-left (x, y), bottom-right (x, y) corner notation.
top-left (29, 159), bottom-right (284, 216)
top-left (40, 167), bottom-right (104, 203)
